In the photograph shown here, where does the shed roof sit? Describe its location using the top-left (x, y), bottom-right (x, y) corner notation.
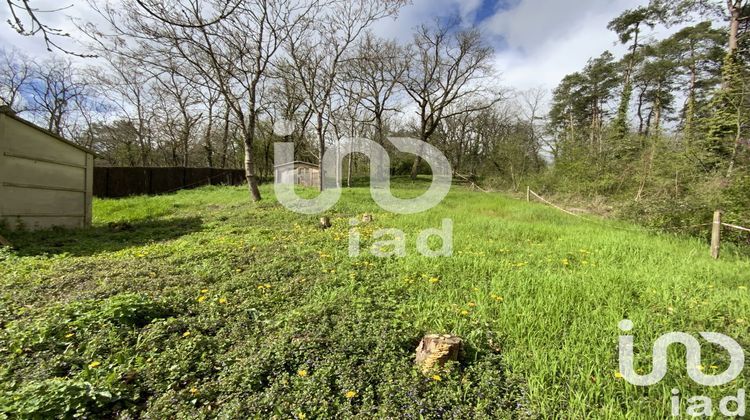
top-left (273, 161), bottom-right (320, 169)
top-left (0, 107), bottom-right (97, 156)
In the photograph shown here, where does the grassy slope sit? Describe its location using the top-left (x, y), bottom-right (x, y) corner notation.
top-left (0, 181), bottom-right (748, 418)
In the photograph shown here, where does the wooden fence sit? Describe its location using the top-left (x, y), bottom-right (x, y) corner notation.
top-left (93, 167), bottom-right (246, 198)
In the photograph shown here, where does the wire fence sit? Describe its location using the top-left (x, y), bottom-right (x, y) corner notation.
top-left (525, 187), bottom-right (750, 243)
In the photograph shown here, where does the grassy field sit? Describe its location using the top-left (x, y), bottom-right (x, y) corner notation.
top-left (1, 180), bottom-right (748, 418)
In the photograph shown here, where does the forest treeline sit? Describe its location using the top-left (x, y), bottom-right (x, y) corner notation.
top-left (545, 0), bottom-right (750, 242)
top-left (0, 0), bottom-right (748, 241)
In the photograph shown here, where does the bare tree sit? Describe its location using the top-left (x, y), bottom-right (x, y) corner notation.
top-left (343, 33), bottom-right (407, 146)
top-left (88, 0), bottom-right (317, 201)
top-left (27, 56), bottom-right (89, 135)
top-left (90, 53), bottom-right (158, 166)
top-left (4, 0), bottom-right (96, 56)
top-left (132, 0), bottom-right (242, 28)
top-left (0, 48), bottom-right (31, 110)
top-left (402, 21), bottom-right (503, 179)
top-left (153, 61), bottom-right (203, 167)
top-left (286, 0), bottom-right (407, 190)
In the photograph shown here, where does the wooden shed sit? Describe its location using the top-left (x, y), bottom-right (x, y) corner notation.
top-left (0, 108), bottom-right (95, 231)
top-left (274, 161), bottom-right (320, 188)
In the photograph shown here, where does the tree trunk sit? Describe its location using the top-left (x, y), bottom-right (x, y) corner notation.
top-left (684, 60), bottom-right (697, 143)
top-left (415, 334), bottom-right (462, 374)
top-left (317, 112), bottom-right (326, 191)
top-left (729, 0), bottom-right (741, 53)
top-left (205, 110), bottom-right (214, 168)
top-left (410, 155), bottom-right (421, 180)
top-left (221, 106), bottom-right (230, 168)
top-left (244, 132), bottom-right (262, 202)
top-left (410, 131), bottom-right (430, 181)
top-left (637, 89), bottom-right (646, 135)
top-left (244, 100), bottom-right (262, 202)
top-left (726, 108), bottom-right (743, 178)
top-left (347, 154), bottom-right (353, 188)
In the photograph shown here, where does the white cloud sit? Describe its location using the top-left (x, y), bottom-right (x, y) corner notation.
top-left (484, 0), bottom-right (651, 90)
top-left (1, 0), bottom-right (663, 93)
top-left (372, 0), bottom-right (655, 91)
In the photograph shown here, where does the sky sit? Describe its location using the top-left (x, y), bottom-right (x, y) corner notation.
top-left (0, 0), bottom-right (653, 93)
top-left (372, 0), bottom-right (652, 90)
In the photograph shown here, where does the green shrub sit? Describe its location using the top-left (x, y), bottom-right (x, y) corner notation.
top-left (0, 379), bottom-right (116, 418)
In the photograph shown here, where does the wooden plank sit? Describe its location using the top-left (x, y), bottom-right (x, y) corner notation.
top-left (1, 188), bottom-right (84, 216)
top-left (2, 214), bottom-right (85, 218)
top-left (84, 154), bottom-right (93, 226)
top-left (2, 182), bottom-right (86, 193)
top-left (3, 152), bottom-right (87, 169)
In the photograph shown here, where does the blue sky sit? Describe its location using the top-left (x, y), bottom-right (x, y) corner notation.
top-left (1, 0), bottom-right (651, 91)
top-left (373, 0), bottom-right (652, 90)
top-left (474, 0), bottom-right (518, 24)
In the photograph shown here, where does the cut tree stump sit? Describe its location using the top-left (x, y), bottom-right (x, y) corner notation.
top-left (415, 334), bottom-right (462, 373)
top-left (319, 216), bottom-right (331, 229)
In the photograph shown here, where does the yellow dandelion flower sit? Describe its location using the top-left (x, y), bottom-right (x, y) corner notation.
top-left (460, 310), bottom-right (470, 316)
top-left (298, 369), bottom-right (308, 377)
top-left (200, 289), bottom-right (209, 294)
top-left (345, 390), bottom-right (357, 399)
top-left (88, 361), bottom-right (101, 369)
top-left (219, 297), bottom-right (228, 304)
top-left (298, 413), bottom-right (307, 420)
top-left (614, 372), bottom-right (623, 379)
top-left (190, 387), bottom-right (199, 394)
top-left (467, 302), bottom-right (477, 308)
top-left (183, 331), bottom-right (191, 337)
top-left (65, 333), bottom-right (75, 338)
top-left (432, 374), bottom-right (442, 381)
top-left (429, 277), bottom-right (439, 284)
top-left (197, 295), bottom-right (207, 303)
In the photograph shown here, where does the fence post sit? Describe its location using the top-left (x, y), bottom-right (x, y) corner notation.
top-left (711, 210), bottom-right (722, 260)
top-left (526, 186), bottom-right (530, 202)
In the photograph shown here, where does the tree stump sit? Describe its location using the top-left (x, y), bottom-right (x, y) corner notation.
top-left (319, 216), bottom-right (331, 229)
top-left (415, 334), bottom-right (462, 373)
top-left (362, 214), bottom-right (373, 223)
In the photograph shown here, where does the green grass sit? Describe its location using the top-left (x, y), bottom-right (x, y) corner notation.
top-left (1, 180), bottom-right (748, 418)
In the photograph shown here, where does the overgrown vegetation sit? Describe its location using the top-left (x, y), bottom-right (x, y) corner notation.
top-left (1, 183), bottom-right (748, 418)
top-left (538, 1), bottom-right (750, 244)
